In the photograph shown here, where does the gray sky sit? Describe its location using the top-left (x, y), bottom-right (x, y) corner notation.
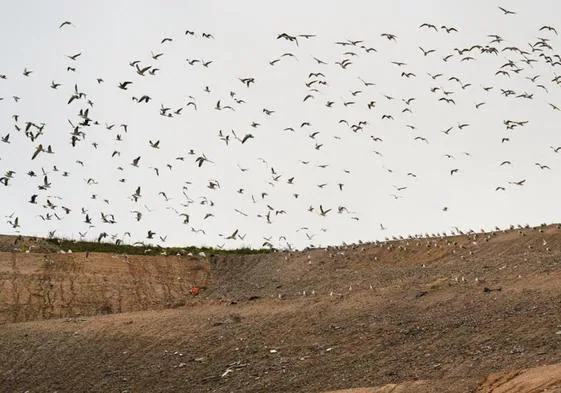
top-left (1, 0), bottom-right (560, 249)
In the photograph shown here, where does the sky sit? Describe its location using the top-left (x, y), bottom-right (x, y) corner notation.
top-left (1, 0), bottom-right (561, 250)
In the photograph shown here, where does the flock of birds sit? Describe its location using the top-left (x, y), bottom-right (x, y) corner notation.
top-left (1, 5), bottom-right (561, 250)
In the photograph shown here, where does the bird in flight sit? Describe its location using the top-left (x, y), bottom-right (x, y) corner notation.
top-left (498, 6), bottom-right (516, 15)
top-left (540, 25), bottom-right (558, 35)
top-left (419, 23), bottom-right (438, 31)
top-left (419, 47), bottom-right (436, 56)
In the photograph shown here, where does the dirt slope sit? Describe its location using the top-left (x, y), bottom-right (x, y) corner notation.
top-left (1, 225), bottom-right (561, 392)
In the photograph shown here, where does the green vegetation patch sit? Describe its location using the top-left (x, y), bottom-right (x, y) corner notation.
top-left (46, 237), bottom-right (274, 256)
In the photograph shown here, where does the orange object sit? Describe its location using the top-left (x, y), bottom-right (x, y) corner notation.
top-left (190, 286), bottom-right (200, 296)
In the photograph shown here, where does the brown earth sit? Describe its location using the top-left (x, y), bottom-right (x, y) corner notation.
top-left (1, 225), bottom-right (561, 392)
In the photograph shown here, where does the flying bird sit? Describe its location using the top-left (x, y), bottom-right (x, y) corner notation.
top-left (498, 6), bottom-right (516, 15)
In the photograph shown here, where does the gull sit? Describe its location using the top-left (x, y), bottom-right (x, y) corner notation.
top-left (540, 25), bottom-right (558, 35)
top-left (66, 52), bottom-right (81, 60)
top-left (319, 205), bottom-right (331, 216)
top-left (441, 25), bottom-right (458, 33)
top-left (151, 51), bottom-right (164, 60)
top-left (381, 33), bottom-right (397, 41)
top-left (419, 23), bottom-right (438, 31)
top-left (358, 77), bottom-right (375, 87)
top-left (134, 95), bottom-right (151, 103)
top-left (118, 81), bottom-right (133, 90)
top-left (498, 6), bottom-right (516, 15)
top-left (32, 144), bottom-right (44, 160)
top-left (234, 209), bottom-right (248, 217)
top-left (8, 216), bottom-right (19, 228)
top-left (195, 154), bottom-right (213, 167)
top-left (335, 59), bottom-right (352, 69)
top-left (239, 77), bottom-right (255, 87)
top-left (509, 179), bottom-right (526, 186)
top-left (240, 134), bottom-right (254, 144)
top-left (419, 47), bottom-right (436, 56)
top-left (135, 64), bottom-right (151, 76)
top-left (226, 229), bottom-right (239, 240)
top-left (277, 32), bottom-right (298, 45)
top-left (131, 211), bottom-right (142, 221)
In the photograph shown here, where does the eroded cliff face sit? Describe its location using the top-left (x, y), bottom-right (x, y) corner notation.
top-left (0, 250), bottom-right (210, 324)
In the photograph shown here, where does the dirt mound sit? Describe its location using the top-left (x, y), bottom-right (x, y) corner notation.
top-left (1, 225), bottom-right (561, 392)
top-left (474, 363), bottom-right (561, 392)
top-left (325, 363), bottom-right (561, 392)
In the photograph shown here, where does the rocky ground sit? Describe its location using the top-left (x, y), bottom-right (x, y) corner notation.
top-left (1, 225), bottom-right (561, 392)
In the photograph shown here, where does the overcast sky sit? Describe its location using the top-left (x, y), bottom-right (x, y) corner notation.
top-left (1, 1), bottom-right (560, 249)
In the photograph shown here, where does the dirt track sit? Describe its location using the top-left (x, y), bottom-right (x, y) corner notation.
top-left (1, 226), bottom-right (561, 392)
